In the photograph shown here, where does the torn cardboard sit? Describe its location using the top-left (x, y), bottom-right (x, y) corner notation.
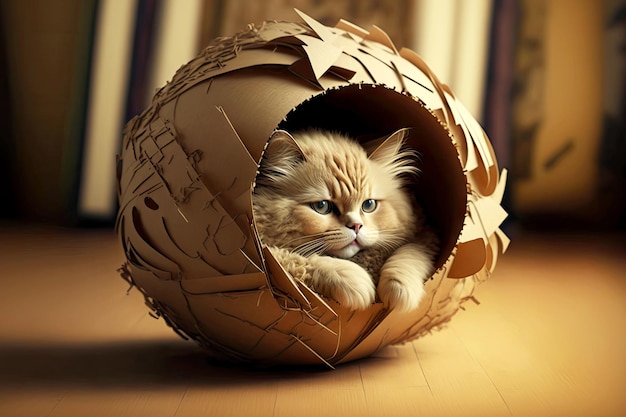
top-left (116, 10), bottom-right (509, 367)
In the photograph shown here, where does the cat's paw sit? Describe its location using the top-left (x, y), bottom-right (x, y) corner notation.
top-left (377, 276), bottom-right (426, 313)
top-left (377, 243), bottom-right (434, 312)
top-left (308, 256), bottom-right (376, 310)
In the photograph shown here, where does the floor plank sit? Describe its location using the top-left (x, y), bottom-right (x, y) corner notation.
top-left (47, 390), bottom-right (186, 417)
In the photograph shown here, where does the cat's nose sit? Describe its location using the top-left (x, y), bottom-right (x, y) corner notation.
top-left (349, 223), bottom-right (362, 234)
top-left (345, 211), bottom-right (362, 234)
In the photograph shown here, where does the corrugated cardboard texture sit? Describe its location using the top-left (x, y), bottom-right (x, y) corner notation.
top-left (116, 10), bottom-right (509, 367)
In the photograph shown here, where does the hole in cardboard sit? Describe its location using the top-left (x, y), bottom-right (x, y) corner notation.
top-left (273, 84), bottom-right (467, 269)
top-left (144, 197), bottom-right (159, 210)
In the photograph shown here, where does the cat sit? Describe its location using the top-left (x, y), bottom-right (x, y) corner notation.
top-left (252, 128), bottom-right (438, 312)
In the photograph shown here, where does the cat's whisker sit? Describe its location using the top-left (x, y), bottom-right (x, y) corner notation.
top-left (281, 231), bottom-right (344, 248)
top-left (296, 244), bottom-right (328, 257)
top-left (292, 237), bottom-right (329, 257)
top-left (295, 233), bottom-right (347, 257)
top-left (374, 230), bottom-right (410, 252)
top-left (281, 232), bottom-right (327, 247)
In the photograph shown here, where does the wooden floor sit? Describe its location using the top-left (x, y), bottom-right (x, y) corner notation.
top-left (1, 223), bottom-right (624, 417)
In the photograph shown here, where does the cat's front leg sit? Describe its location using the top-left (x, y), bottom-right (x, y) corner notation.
top-left (307, 255), bottom-right (376, 310)
top-left (266, 247), bottom-right (375, 310)
top-left (377, 242), bottom-right (436, 312)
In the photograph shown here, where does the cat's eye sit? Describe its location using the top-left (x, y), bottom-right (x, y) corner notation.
top-left (310, 200), bottom-right (333, 215)
top-left (361, 199), bottom-right (378, 213)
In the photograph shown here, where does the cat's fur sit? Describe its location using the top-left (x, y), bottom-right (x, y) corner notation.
top-left (252, 129), bottom-right (438, 312)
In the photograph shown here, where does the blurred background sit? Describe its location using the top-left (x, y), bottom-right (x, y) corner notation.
top-left (0, 0), bottom-right (624, 232)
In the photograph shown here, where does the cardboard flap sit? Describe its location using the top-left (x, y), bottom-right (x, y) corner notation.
top-left (262, 246), bottom-right (312, 309)
top-left (335, 19), bottom-right (369, 40)
top-left (295, 8), bottom-right (338, 43)
top-left (257, 21), bottom-right (309, 43)
top-left (297, 35), bottom-right (344, 80)
top-left (447, 238), bottom-right (487, 278)
top-left (444, 90), bottom-right (477, 171)
top-left (180, 272), bottom-right (266, 294)
top-left (364, 25), bottom-right (399, 55)
top-left (466, 198), bottom-right (508, 243)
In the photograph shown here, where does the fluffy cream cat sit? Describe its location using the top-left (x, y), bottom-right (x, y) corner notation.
top-left (252, 129), bottom-right (438, 312)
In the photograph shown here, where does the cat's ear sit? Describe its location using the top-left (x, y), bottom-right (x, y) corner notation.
top-left (369, 128), bottom-right (410, 162)
top-left (257, 130), bottom-right (306, 184)
top-left (264, 130), bottom-right (306, 163)
top-left (369, 128), bottom-right (419, 178)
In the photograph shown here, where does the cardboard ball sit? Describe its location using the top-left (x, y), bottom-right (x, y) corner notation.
top-left (116, 11), bottom-right (509, 367)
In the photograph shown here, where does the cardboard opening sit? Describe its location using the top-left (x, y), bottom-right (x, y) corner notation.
top-left (274, 84), bottom-right (467, 269)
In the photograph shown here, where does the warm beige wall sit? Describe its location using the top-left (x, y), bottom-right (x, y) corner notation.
top-left (514, 0), bottom-right (604, 216)
top-left (1, 0), bottom-right (92, 222)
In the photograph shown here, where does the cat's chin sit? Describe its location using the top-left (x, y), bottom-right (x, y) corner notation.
top-left (328, 241), bottom-right (362, 259)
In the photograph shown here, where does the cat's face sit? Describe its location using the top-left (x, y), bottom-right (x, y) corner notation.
top-left (253, 129), bottom-right (417, 259)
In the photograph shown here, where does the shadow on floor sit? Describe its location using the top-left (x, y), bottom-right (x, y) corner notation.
top-left (0, 339), bottom-right (350, 390)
